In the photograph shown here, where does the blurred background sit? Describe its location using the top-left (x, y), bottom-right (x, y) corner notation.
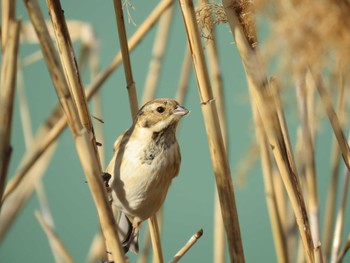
top-left (1, 0), bottom-right (349, 262)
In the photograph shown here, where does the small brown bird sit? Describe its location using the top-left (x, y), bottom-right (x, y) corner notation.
top-left (105, 98), bottom-right (189, 253)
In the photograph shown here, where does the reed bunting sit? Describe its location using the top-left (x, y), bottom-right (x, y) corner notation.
top-left (105, 98), bottom-right (189, 253)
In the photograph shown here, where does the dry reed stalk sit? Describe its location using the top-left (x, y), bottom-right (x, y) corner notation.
top-left (0, 19), bottom-right (21, 209)
top-left (337, 234), bottom-right (350, 263)
top-left (113, 0), bottom-right (139, 118)
top-left (250, 93), bottom-right (289, 261)
top-left (296, 76), bottom-right (320, 247)
top-left (197, 1), bottom-right (227, 261)
top-left (170, 228), bottom-right (203, 263)
top-left (323, 76), bottom-right (348, 261)
top-left (315, 75), bottom-right (350, 171)
top-left (113, 0), bottom-right (164, 261)
top-left (23, 0), bottom-right (80, 132)
top-left (46, 0), bottom-right (96, 137)
top-left (1, 0), bottom-right (16, 51)
top-left (148, 215), bottom-right (164, 263)
top-left (113, 1), bottom-right (167, 261)
top-left (138, 208), bottom-right (164, 263)
top-left (141, 3), bottom-right (175, 105)
top-left (220, 1), bottom-right (315, 261)
top-left (23, 1), bottom-right (125, 262)
top-left (2, 0), bottom-right (172, 203)
top-left (330, 167), bottom-right (349, 263)
top-left (175, 46), bottom-right (192, 104)
top-left (86, 47), bottom-right (108, 263)
top-left (20, 20), bottom-right (96, 44)
top-left (35, 211), bottom-right (74, 263)
top-left (179, 0), bottom-right (245, 261)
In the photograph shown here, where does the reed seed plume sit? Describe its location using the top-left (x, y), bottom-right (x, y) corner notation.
top-left (196, 1), bottom-right (257, 47)
top-left (255, 0), bottom-right (350, 75)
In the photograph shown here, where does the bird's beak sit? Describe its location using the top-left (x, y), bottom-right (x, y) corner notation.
top-left (172, 105), bottom-right (190, 116)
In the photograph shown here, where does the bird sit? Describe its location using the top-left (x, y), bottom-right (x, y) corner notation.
top-left (105, 98), bottom-right (189, 254)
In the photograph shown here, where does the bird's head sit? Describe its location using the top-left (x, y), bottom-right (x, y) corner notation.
top-left (135, 98), bottom-right (189, 134)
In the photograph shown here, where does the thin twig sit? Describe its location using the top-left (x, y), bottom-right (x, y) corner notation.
top-left (170, 229), bottom-right (203, 263)
top-left (179, 0), bottom-right (245, 261)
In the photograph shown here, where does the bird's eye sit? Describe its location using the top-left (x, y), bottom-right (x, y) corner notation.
top-left (156, 106), bottom-right (165, 113)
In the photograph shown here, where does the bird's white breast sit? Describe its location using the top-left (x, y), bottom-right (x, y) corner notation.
top-left (109, 133), bottom-right (180, 221)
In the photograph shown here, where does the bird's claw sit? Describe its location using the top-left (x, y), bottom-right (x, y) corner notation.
top-left (101, 172), bottom-right (111, 187)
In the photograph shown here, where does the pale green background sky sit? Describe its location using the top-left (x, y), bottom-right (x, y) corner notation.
top-left (1, 1), bottom-right (349, 262)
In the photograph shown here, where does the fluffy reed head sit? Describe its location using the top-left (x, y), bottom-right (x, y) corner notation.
top-left (196, 1), bottom-right (257, 48)
top-left (255, 0), bottom-right (350, 76)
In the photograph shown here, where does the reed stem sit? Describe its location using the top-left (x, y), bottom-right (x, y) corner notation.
top-left (148, 215), bottom-right (164, 263)
top-left (1, 0), bottom-right (16, 51)
top-left (323, 75), bottom-right (348, 260)
top-left (221, 1), bottom-right (316, 262)
top-left (330, 167), bottom-right (349, 263)
top-left (179, 0), bottom-right (245, 261)
top-left (23, 0), bottom-right (125, 261)
top-left (113, 0), bottom-right (139, 119)
top-left (0, 19), bottom-right (21, 209)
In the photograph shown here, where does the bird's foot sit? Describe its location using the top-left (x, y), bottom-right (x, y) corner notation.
top-left (101, 172), bottom-right (111, 187)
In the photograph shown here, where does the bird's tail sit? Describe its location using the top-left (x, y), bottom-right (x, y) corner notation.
top-left (117, 212), bottom-right (139, 254)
